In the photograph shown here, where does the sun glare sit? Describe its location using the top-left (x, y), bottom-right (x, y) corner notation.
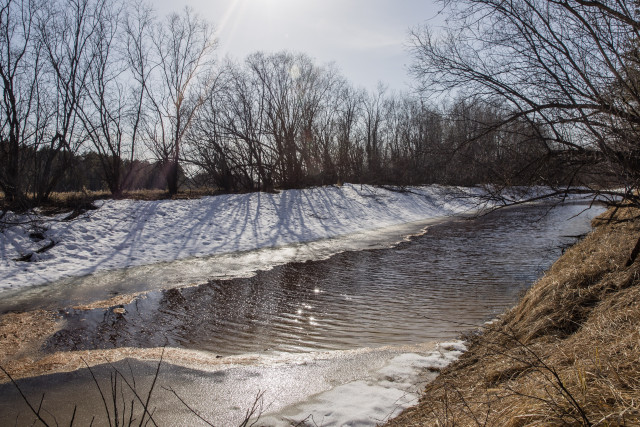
top-left (214, 0), bottom-right (246, 40)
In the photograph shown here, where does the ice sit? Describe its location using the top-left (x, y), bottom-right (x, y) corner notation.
top-left (0, 185), bottom-right (488, 425)
top-left (261, 341), bottom-right (468, 426)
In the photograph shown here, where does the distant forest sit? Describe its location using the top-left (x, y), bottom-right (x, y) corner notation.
top-left (43, 91), bottom-right (561, 193)
top-left (1, 0), bottom-right (622, 209)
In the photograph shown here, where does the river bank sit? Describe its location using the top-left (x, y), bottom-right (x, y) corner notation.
top-left (388, 207), bottom-right (640, 426)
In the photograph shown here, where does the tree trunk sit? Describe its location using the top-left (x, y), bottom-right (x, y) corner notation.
top-left (167, 160), bottom-right (179, 196)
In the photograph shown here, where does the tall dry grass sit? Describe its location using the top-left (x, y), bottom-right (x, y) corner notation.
top-left (388, 207), bottom-right (640, 426)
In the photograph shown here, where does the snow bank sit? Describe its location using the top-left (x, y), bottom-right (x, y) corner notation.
top-left (0, 184), bottom-right (486, 291)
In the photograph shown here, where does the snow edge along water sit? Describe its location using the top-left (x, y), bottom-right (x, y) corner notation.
top-left (0, 184), bottom-right (489, 294)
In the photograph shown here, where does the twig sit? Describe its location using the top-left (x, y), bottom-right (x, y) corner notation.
top-left (0, 365), bottom-right (52, 427)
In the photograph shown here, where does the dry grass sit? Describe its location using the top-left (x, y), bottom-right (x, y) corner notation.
top-left (45, 188), bottom-right (222, 202)
top-left (114, 188), bottom-right (222, 201)
top-left (0, 311), bottom-right (64, 374)
top-left (0, 188), bottom-right (224, 215)
top-left (388, 207), bottom-right (640, 426)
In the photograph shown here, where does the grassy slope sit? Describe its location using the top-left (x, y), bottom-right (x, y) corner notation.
top-left (388, 207), bottom-right (640, 426)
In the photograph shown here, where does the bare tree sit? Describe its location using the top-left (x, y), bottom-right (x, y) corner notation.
top-left (0, 0), bottom-right (44, 208)
top-left (244, 52), bottom-right (305, 188)
top-left (362, 84), bottom-right (388, 182)
top-left (121, 0), bottom-right (153, 192)
top-left (297, 59), bottom-right (341, 185)
top-left (145, 6), bottom-right (216, 195)
top-left (76, 0), bottom-right (128, 196)
top-left (187, 59), bottom-right (276, 192)
top-left (410, 0), bottom-right (640, 204)
top-left (76, 0), bottom-right (155, 197)
top-left (334, 83), bottom-right (365, 183)
top-left (1, 0), bottom-right (107, 206)
top-left (35, 0), bottom-right (104, 201)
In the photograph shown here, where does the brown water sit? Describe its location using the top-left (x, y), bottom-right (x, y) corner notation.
top-left (44, 202), bottom-right (603, 357)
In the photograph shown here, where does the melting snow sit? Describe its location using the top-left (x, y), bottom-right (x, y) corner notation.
top-left (0, 184), bottom-right (487, 292)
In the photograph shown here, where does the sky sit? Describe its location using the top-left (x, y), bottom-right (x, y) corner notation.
top-left (151, 0), bottom-right (443, 92)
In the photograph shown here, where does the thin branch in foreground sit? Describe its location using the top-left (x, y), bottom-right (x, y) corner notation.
top-left (0, 365), bottom-right (52, 427)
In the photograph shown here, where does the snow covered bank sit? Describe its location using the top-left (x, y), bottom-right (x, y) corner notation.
top-left (0, 184), bottom-right (485, 292)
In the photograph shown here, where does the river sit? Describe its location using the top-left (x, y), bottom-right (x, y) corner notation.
top-left (0, 201), bottom-right (605, 426)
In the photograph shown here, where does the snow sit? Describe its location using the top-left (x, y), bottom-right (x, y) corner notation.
top-left (0, 184), bottom-right (487, 293)
top-left (259, 341), bottom-right (467, 426)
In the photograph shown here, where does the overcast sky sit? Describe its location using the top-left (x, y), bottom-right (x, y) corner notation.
top-left (151, 0), bottom-right (443, 92)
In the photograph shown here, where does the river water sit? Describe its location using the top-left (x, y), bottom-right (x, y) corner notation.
top-left (0, 202), bottom-right (604, 426)
top-left (45, 202), bottom-right (602, 355)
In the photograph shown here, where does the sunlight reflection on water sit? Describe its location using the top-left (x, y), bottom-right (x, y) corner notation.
top-left (0, 219), bottom-right (438, 313)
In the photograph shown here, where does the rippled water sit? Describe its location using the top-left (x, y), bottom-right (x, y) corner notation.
top-left (45, 202), bottom-right (603, 356)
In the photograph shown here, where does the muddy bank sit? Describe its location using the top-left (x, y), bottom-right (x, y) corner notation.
top-left (388, 207), bottom-right (640, 425)
top-left (0, 310), bottom-right (63, 377)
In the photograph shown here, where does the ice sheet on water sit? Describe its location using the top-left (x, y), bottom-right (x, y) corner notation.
top-left (261, 341), bottom-right (467, 426)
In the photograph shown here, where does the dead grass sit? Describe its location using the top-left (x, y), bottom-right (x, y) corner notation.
top-left (115, 188), bottom-right (222, 201)
top-left (45, 187), bottom-right (222, 203)
top-left (1, 188), bottom-right (224, 215)
top-left (388, 207), bottom-right (640, 426)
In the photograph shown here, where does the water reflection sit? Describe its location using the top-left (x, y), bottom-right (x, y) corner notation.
top-left (46, 202), bottom-right (603, 356)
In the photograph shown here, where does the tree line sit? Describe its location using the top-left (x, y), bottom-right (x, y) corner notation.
top-left (1, 0), bottom-right (610, 210)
